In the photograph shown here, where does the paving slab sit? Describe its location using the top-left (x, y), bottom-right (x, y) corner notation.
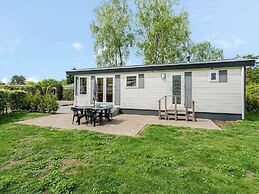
top-left (16, 113), bottom-right (221, 136)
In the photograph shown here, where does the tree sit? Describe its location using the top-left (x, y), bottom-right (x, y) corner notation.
top-left (242, 54), bottom-right (259, 84)
top-left (135, 0), bottom-right (190, 64)
top-left (66, 67), bottom-right (77, 85)
top-left (37, 79), bottom-right (59, 88)
top-left (10, 75), bottom-right (26, 85)
top-left (36, 79), bottom-right (60, 96)
top-left (189, 41), bottom-right (224, 62)
top-left (91, 0), bottom-right (134, 67)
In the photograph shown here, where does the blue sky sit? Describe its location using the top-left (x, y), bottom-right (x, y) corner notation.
top-left (0, 0), bottom-right (258, 83)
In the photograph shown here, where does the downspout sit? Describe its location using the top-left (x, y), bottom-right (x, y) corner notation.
top-left (241, 66), bottom-right (246, 120)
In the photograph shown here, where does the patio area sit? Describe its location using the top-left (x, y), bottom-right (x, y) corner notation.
top-left (16, 112), bottom-right (221, 136)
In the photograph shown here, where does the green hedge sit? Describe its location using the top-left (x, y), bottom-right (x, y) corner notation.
top-left (0, 89), bottom-right (10, 114)
top-left (0, 89), bottom-right (59, 114)
top-left (246, 84), bottom-right (259, 113)
top-left (9, 90), bottom-right (28, 111)
top-left (0, 85), bottom-right (38, 94)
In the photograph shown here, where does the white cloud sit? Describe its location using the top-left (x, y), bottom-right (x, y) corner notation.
top-left (26, 76), bottom-right (39, 83)
top-left (1, 78), bottom-right (8, 84)
top-left (208, 33), bottom-right (244, 49)
top-left (72, 42), bottom-right (84, 50)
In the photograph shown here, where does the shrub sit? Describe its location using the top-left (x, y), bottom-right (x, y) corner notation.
top-left (9, 90), bottom-right (28, 111)
top-left (26, 93), bottom-right (59, 113)
top-left (56, 84), bottom-right (63, 100)
top-left (0, 89), bottom-right (10, 114)
top-left (25, 92), bottom-right (42, 112)
top-left (62, 89), bottom-right (74, 101)
top-left (246, 84), bottom-right (259, 113)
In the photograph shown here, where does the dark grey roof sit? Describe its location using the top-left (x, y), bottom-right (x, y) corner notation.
top-left (66, 58), bottom-right (255, 75)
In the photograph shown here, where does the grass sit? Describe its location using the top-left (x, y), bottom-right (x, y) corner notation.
top-left (0, 112), bottom-right (259, 193)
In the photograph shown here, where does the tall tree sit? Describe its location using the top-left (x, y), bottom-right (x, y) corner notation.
top-left (135, 0), bottom-right (190, 64)
top-left (66, 67), bottom-right (77, 85)
top-left (242, 54), bottom-right (259, 84)
top-left (10, 75), bottom-right (26, 85)
top-left (189, 41), bottom-right (224, 62)
top-left (91, 0), bottom-right (134, 67)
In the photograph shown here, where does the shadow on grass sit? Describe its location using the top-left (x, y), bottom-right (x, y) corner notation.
top-left (246, 113), bottom-right (259, 121)
top-left (0, 112), bottom-right (48, 125)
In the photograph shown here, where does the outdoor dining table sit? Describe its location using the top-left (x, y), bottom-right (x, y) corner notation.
top-left (72, 106), bottom-right (112, 126)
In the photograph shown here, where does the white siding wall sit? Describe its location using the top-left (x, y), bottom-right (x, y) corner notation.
top-left (75, 67), bottom-right (243, 114)
top-left (192, 67), bottom-right (242, 114)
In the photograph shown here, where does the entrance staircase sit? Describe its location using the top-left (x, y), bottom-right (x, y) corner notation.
top-left (158, 95), bottom-right (196, 121)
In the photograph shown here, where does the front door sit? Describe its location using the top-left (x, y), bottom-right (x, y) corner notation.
top-left (172, 73), bottom-right (184, 106)
top-left (96, 77), bottom-right (114, 103)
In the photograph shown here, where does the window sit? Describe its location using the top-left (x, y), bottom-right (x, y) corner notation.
top-left (219, 70), bottom-right (228, 83)
top-left (80, 77), bottom-right (87, 94)
top-left (172, 75), bottom-right (182, 104)
top-left (106, 77), bottom-right (113, 102)
top-left (97, 78), bottom-right (104, 102)
top-left (209, 70), bottom-right (219, 82)
top-left (211, 73), bottom-right (217, 81)
top-left (126, 75), bottom-right (137, 87)
top-left (209, 70), bottom-right (228, 83)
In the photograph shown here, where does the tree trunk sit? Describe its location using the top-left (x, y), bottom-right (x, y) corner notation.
top-left (118, 46), bottom-right (123, 66)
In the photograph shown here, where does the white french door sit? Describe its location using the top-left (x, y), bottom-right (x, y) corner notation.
top-left (96, 76), bottom-right (114, 103)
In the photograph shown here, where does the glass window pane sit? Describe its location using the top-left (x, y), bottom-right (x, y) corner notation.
top-left (211, 73), bottom-right (217, 80)
top-left (97, 78), bottom-right (103, 102)
top-left (106, 77), bottom-right (113, 102)
top-left (80, 78), bottom-right (87, 94)
top-left (172, 75), bottom-right (181, 104)
top-left (219, 70), bottom-right (227, 83)
top-left (126, 76), bottom-right (137, 87)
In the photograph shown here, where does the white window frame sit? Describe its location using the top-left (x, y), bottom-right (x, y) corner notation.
top-left (79, 76), bottom-right (87, 95)
top-left (208, 70), bottom-right (219, 82)
top-left (125, 74), bottom-right (138, 88)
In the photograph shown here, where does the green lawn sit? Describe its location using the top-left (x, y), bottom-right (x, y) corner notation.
top-left (0, 112), bottom-right (259, 193)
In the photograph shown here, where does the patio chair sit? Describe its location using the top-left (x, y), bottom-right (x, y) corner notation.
top-left (88, 109), bottom-right (101, 127)
top-left (71, 107), bottom-right (85, 125)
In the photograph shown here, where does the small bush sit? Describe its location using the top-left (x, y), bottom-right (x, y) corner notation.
top-left (25, 92), bottom-right (42, 112)
top-left (38, 95), bottom-right (59, 113)
top-left (62, 89), bottom-right (74, 101)
top-left (246, 84), bottom-right (259, 113)
top-left (26, 93), bottom-right (59, 113)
